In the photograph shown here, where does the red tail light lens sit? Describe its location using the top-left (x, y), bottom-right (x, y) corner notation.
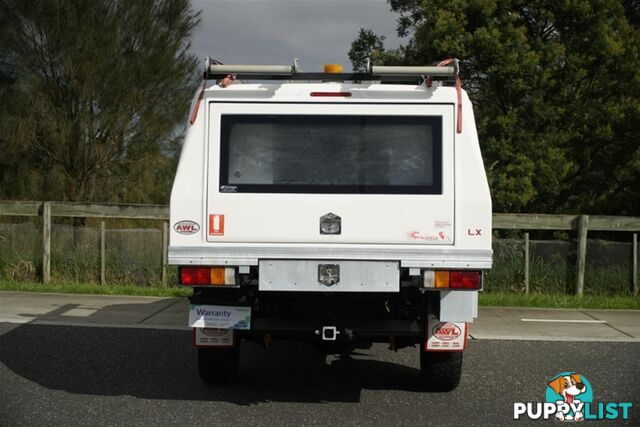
top-left (180, 267), bottom-right (210, 285)
top-left (450, 271), bottom-right (481, 289)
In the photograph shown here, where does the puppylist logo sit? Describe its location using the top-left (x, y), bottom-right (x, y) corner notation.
top-left (513, 372), bottom-right (633, 422)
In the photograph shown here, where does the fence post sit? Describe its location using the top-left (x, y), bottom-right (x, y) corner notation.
top-left (100, 221), bottom-right (106, 285)
top-left (575, 215), bottom-right (589, 296)
top-left (524, 232), bottom-right (530, 294)
top-left (41, 201), bottom-right (51, 283)
top-left (633, 233), bottom-right (638, 296)
top-left (161, 221), bottom-right (168, 286)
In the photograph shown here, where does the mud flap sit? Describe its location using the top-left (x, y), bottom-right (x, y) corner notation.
top-left (424, 314), bottom-right (467, 352)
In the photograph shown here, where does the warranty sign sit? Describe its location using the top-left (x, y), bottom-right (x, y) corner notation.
top-left (188, 304), bottom-right (251, 329)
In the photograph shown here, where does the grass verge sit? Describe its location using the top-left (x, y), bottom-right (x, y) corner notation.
top-left (1, 281), bottom-right (638, 309)
top-left (479, 292), bottom-right (640, 310)
top-left (0, 280), bottom-right (191, 297)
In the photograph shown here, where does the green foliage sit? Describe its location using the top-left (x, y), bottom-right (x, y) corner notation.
top-left (0, 0), bottom-right (201, 203)
top-left (350, 1), bottom-right (640, 215)
top-left (478, 292), bottom-right (640, 309)
top-left (1, 280), bottom-right (636, 308)
top-left (0, 220), bottom-right (176, 285)
top-left (484, 238), bottom-right (634, 295)
top-left (349, 29), bottom-right (386, 72)
top-left (0, 280), bottom-right (191, 297)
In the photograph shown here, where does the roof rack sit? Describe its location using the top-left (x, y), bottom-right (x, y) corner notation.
top-left (203, 57), bottom-right (458, 83)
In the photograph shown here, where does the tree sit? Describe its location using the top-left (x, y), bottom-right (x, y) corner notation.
top-left (0, 0), bottom-right (201, 203)
top-left (350, 1), bottom-right (640, 215)
top-left (349, 29), bottom-right (385, 72)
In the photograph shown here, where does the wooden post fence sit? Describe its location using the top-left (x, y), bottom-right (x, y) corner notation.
top-left (575, 215), bottom-right (589, 297)
top-left (41, 202), bottom-right (51, 284)
top-left (524, 232), bottom-right (530, 294)
top-left (1, 201), bottom-right (640, 291)
top-left (634, 233), bottom-right (638, 296)
top-left (161, 221), bottom-right (168, 286)
top-left (100, 221), bottom-right (106, 285)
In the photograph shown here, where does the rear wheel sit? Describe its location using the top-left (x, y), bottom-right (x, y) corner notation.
top-left (197, 344), bottom-right (240, 384)
top-left (419, 349), bottom-right (463, 392)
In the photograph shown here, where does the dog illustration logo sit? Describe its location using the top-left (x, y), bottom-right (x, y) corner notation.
top-left (514, 372), bottom-right (633, 421)
top-left (545, 372), bottom-right (593, 422)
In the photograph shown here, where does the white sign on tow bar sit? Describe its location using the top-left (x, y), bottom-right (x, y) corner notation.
top-left (188, 304), bottom-right (251, 329)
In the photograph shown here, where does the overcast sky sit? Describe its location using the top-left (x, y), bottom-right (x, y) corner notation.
top-left (190, 0), bottom-right (403, 72)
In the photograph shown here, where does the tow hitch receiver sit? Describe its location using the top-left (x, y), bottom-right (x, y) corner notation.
top-left (316, 326), bottom-right (340, 341)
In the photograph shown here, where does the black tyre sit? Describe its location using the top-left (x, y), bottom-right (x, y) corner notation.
top-left (197, 344), bottom-right (240, 384)
top-left (419, 349), bottom-right (463, 392)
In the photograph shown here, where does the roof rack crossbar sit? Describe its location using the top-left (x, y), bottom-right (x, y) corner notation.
top-left (369, 65), bottom-right (456, 77)
top-left (203, 58), bottom-right (458, 82)
top-left (205, 57), bottom-right (299, 76)
top-left (207, 64), bottom-right (296, 75)
top-left (205, 73), bottom-right (434, 82)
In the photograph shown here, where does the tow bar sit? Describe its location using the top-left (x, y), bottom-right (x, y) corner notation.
top-left (316, 326), bottom-right (340, 341)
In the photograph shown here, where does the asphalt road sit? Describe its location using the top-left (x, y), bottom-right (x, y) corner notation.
top-left (1, 322), bottom-right (638, 426)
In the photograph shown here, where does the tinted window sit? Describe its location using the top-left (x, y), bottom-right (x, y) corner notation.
top-left (220, 115), bottom-right (442, 194)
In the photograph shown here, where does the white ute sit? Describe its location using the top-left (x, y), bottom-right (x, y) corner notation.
top-left (169, 58), bottom-right (492, 391)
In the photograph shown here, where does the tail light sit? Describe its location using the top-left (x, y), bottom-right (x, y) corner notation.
top-left (435, 271), bottom-right (450, 288)
top-left (180, 266), bottom-right (236, 286)
top-left (450, 271), bottom-right (481, 289)
top-left (423, 270), bottom-right (482, 290)
top-left (180, 267), bottom-right (210, 285)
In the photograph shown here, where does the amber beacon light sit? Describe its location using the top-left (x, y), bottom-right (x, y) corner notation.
top-left (323, 63), bottom-right (343, 73)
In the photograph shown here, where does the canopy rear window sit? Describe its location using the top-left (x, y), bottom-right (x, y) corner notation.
top-left (219, 114), bottom-right (442, 194)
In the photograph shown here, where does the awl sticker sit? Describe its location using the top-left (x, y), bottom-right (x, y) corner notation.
top-left (425, 314), bottom-right (467, 352)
